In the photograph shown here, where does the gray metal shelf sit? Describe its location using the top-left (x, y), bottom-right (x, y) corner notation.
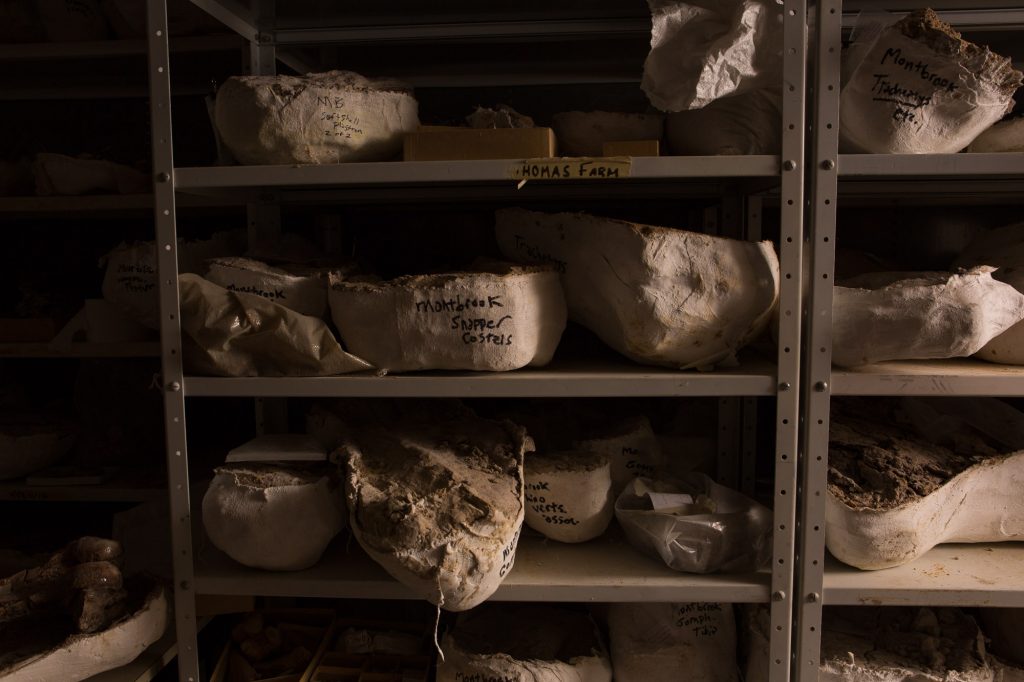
top-left (173, 156), bottom-right (781, 193)
top-left (831, 359), bottom-right (1024, 396)
top-left (839, 153), bottom-right (1024, 178)
top-left (0, 471), bottom-right (166, 503)
top-left (195, 530), bottom-right (772, 604)
top-left (0, 342), bottom-right (161, 359)
top-left (0, 194), bottom-right (237, 216)
top-left (184, 357), bottom-right (779, 398)
top-left (823, 545), bottom-right (1024, 608)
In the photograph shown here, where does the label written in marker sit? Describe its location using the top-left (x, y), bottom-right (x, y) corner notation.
top-left (507, 157), bottom-right (632, 181)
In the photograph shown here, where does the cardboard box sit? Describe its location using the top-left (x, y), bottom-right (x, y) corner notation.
top-left (602, 140), bottom-right (660, 157)
top-left (403, 126), bottom-right (556, 161)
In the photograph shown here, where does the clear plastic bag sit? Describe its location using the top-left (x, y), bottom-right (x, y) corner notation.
top-left (615, 474), bottom-right (771, 573)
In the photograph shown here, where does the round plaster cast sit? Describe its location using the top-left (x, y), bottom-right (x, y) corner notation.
top-left (0, 424), bottom-right (74, 480)
top-left (215, 70), bottom-right (419, 165)
top-left (551, 111), bottom-right (664, 157)
top-left (495, 208), bottom-right (780, 370)
top-left (608, 602), bottom-right (739, 682)
top-left (328, 263), bottom-right (567, 372)
top-left (954, 223), bottom-right (1024, 365)
top-left (832, 267), bottom-right (1024, 367)
top-left (840, 10), bottom-right (1022, 154)
top-left (342, 416), bottom-right (530, 611)
top-left (827, 417), bottom-right (1024, 570)
top-left (666, 90), bottom-right (781, 155)
top-left (205, 257), bottom-right (330, 319)
top-left (524, 450), bottom-right (613, 543)
top-left (967, 117), bottom-right (1024, 153)
top-left (202, 464), bottom-right (344, 571)
top-left (437, 604), bottom-right (612, 682)
top-left (0, 582), bottom-right (167, 682)
top-left (573, 415), bottom-right (665, 495)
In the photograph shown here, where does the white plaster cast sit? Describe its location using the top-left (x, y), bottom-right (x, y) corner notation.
top-left (328, 264), bottom-right (566, 372)
top-left (495, 208), bottom-right (779, 369)
top-left (832, 268), bottom-right (1024, 367)
top-left (524, 450), bottom-right (614, 543)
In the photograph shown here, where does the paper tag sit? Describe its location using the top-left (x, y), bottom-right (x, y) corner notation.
top-left (507, 157), bottom-right (632, 181)
top-left (647, 492), bottom-right (695, 512)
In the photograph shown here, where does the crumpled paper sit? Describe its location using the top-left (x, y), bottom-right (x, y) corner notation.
top-left (642, 0), bottom-right (783, 112)
top-left (178, 273), bottom-right (371, 377)
top-left (832, 267), bottom-right (1024, 367)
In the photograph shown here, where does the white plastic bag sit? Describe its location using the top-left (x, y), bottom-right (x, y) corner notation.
top-left (615, 474), bottom-right (772, 573)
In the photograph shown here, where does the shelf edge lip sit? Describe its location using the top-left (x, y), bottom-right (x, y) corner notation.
top-left (831, 372), bottom-right (1024, 397)
top-left (0, 34), bottom-right (243, 62)
top-left (191, 578), bottom-right (770, 603)
top-left (173, 156), bottom-right (781, 189)
top-left (841, 6), bottom-right (1024, 30)
top-left (272, 18), bottom-right (653, 45)
top-left (838, 153), bottom-right (1024, 178)
top-left (182, 373), bottom-right (778, 398)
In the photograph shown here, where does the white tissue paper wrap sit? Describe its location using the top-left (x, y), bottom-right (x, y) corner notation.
top-left (642, 0), bottom-right (783, 112)
top-left (840, 10), bottom-right (1022, 154)
top-left (832, 267), bottom-right (1024, 367)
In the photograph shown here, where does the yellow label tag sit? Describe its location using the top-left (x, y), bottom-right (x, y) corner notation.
top-left (507, 157), bottom-right (633, 181)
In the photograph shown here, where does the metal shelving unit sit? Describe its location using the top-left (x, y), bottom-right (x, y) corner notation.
top-left (149, 1), bottom-right (806, 680)
top-left (183, 356), bottom-right (779, 398)
top-left (796, 2), bottom-right (1024, 679)
top-left (0, 342), bottom-right (161, 358)
top-left (195, 531), bottom-right (773, 604)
